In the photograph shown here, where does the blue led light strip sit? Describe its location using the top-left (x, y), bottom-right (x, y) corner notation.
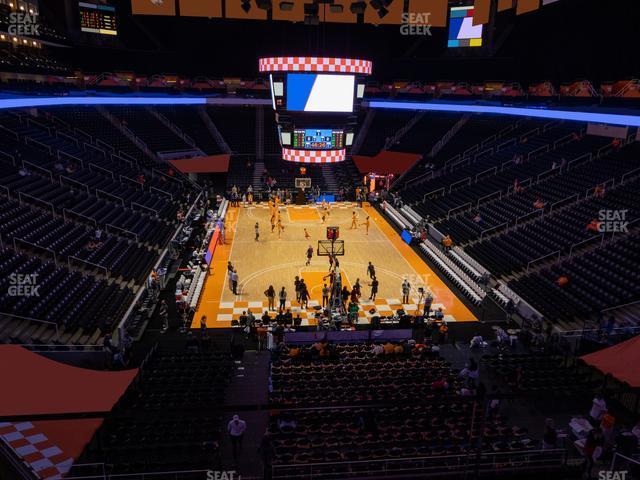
top-left (367, 100), bottom-right (640, 128)
top-left (0, 97), bottom-right (206, 109)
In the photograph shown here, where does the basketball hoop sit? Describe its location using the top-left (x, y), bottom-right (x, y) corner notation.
top-left (295, 177), bottom-right (312, 190)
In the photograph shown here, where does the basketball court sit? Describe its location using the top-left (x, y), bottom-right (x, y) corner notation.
top-left (193, 202), bottom-right (477, 328)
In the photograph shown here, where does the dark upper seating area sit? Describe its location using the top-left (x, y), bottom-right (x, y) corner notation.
top-left (358, 110), bottom-right (414, 156)
top-left (107, 107), bottom-right (192, 155)
top-left (431, 136), bottom-right (631, 244)
top-left (0, 248), bottom-right (132, 343)
top-left (508, 232), bottom-right (640, 324)
top-left (74, 350), bottom-right (233, 475)
top-left (206, 106), bottom-right (256, 154)
top-left (155, 106), bottom-right (223, 155)
top-left (466, 176), bottom-right (640, 277)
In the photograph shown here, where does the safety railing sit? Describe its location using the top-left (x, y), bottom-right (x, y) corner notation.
top-left (22, 159), bottom-right (53, 181)
top-left (549, 193), bottom-right (580, 213)
top-left (106, 224), bottom-right (139, 243)
top-left (18, 191), bottom-right (55, 215)
top-left (526, 250), bottom-right (561, 273)
top-left (0, 311), bottom-right (60, 340)
top-left (89, 162), bottom-right (114, 179)
top-left (567, 152), bottom-right (592, 171)
top-left (57, 150), bottom-right (84, 167)
top-left (131, 202), bottom-right (158, 216)
top-left (95, 189), bottom-right (125, 206)
top-left (568, 234), bottom-right (604, 258)
top-left (60, 174), bottom-right (90, 194)
top-left (448, 176), bottom-right (471, 193)
top-left (63, 208), bottom-right (97, 227)
top-left (13, 237), bottom-right (57, 265)
top-left (84, 141), bottom-right (107, 159)
top-left (479, 221), bottom-right (508, 241)
top-left (476, 190), bottom-right (502, 207)
top-left (0, 149), bottom-right (16, 165)
top-left (272, 448), bottom-right (567, 479)
top-left (513, 209), bottom-right (543, 227)
top-left (447, 202), bottom-right (472, 219)
top-left (56, 130), bottom-right (79, 147)
top-left (475, 166), bottom-right (497, 182)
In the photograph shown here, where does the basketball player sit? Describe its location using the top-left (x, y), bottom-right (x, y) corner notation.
top-left (361, 216), bottom-right (370, 234)
top-left (321, 213), bottom-right (326, 224)
top-left (254, 222), bottom-right (260, 242)
top-left (367, 262), bottom-right (376, 279)
top-left (369, 276), bottom-right (379, 301)
top-left (270, 214), bottom-right (276, 233)
top-left (304, 228), bottom-right (311, 240)
top-left (322, 283), bottom-right (329, 308)
top-left (305, 245), bottom-right (313, 266)
top-left (277, 218), bottom-right (285, 238)
top-left (350, 211), bottom-right (358, 229)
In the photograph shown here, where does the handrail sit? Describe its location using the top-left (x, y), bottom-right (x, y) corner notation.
top-left (111, 153), bottom-right (133, 168)
top-left (476, 190), bottom-right (502, 207)
top-left (536, 165), bottom-right (560, 183)
top-left (89, 162), bottom-right (114, 179)
top-left (473, 146), bottom-right (494, 161)
top-left (0, 149), bottom-right (16, 166)
top-left (601, 299), bottom-right (640, 314)
top-left (106, 224), bottom-right (139, 243)
top-left (96, 138), bottom-right (115, 153)
top-left (68, 255), bottom-right (109, 276)
top-left (56, 130), bottom-right (79, 147)
top-left (24, 136), bottom-right (52, 156)
top-left (621, 166), bottom-right (640, 184)
top-left (74, 127), bottom-right (92, 143)
top-left (567, 152), bottom-right (592, 171)
top-left (479, 221), bottom-right (508, 241)
top-left (22, 159), bottom-right (53, 181)
top-left (17, 191), bottom-right (55, 215)
top-left (405, 169), bottom-right (434, 187)
top-left (519, 127), bottom-right (539, 141)
top-left (497, 137), bottom-right (516, 152)
top-left (0, 311), bottom-right (59, 340)
top-left (57, 150), bottom-right (84, 168)
top-left (475, 166), bottom-right (497, 182)
top-left (131, 202), bottom-right (158, 216)
top-left (59, 174), bottom-right (90, 194)
top-left (549, 193), bottom-right (579, 212)
top-left (95, 189), bottom-right (125, 206)
top-left (150, 186), bottom-right (173, 200)
top-left (84, 142), bottom-right (107, 158)
top-left (0, 184), bottom-right (9, 200)
top-left (116, 191), bottom-right (203, 339)
top-left (13, 237), bottom-right (58, 265)
top-left (119, 174), bottom-right (141, 188)
top-left (526, 250), bottom-right (561, 273)
top-left (449, 176), bottom-right (471, 193)
top-left (514, 209), bottom-right (543, 227)
top-left (0, 123), bottom-right (19, 139)
top-left (569, 234), bottom-right (604, 258)
top-left (63, 208), bottom-right (97, 227)
top-left (528, 144), bottom-right (549, 161)
top-left (585, 178), bottom-right (615, 198)
top-left (447, 202), bottom-right (472, 219)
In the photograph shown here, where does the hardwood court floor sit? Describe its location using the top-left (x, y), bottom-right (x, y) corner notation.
top-left (193, 203), bottom-right (476, 328)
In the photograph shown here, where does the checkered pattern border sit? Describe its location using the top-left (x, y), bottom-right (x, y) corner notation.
top-left (251, 202), bottom-right (358, 209)
top-left (206, 299), bottom-right (455, 326)
top-left (259, 57), bottom-right (372, 75)
top-left (0, 422), bottom-right (73, 479)
top-left (282, 148), bottom-right (346, 163)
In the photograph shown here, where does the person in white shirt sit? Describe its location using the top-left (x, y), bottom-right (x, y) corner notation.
top-left (590, 394), bottom-right (607, 423)
top-left (227, 415), bottom-right (247, 460)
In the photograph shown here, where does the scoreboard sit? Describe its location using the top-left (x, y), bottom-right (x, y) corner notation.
top-left (79, 1), bottom-right (117, 36)
top-left (292, 129), bottom-right (344, 150)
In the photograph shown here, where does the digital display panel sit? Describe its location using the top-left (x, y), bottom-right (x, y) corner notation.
top-left (448, 6), bottom-right (482, 48)
top-left (79, 1), bottom-right (117, 36)
top-left (292, 129), bottom-right (344, 149)
top-left (287, 73), bottom-right (355, 112)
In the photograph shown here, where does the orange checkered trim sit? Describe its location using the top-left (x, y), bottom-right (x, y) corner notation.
top-left (282, 148), bottom-right (346, 163)
top-left (258, 57), bottom-right (372, 75)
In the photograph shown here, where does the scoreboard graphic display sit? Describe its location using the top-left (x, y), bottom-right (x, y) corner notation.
top-left (79, 1), bottom-right (117, 36)
top-left (293, 129), bottom-right (344, 150)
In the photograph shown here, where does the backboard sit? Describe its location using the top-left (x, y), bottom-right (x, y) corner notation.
top-left (317, 240), bottom-right (344, 256)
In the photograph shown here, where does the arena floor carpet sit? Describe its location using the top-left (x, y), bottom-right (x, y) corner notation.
top-left (193, 203), bottom-right (477, 328)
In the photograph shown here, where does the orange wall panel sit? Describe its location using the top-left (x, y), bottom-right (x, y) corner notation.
top-left (179, 0), bottom-right (222, 17)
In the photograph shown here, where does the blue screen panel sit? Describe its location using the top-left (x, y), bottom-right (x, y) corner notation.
top-left (401, 230), bottom-right (413, 244)
top-left (287, 74), bottom-right (317, 111)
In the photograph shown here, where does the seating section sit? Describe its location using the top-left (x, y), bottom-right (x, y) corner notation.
top-left (0, 200), bottom-right (156, 283)
top-left (74, 351), bottom-right (233, 475)
top-left (358, 110), bottom-right (414, 155)
top-left (431, 137), bottom-right (632, 244)
top-left (155, 106), bottom-right (222, 155)
top-left (466, 176), bottom-right (640, 276)
top-left (0, 108), bottom-right (200, 343)
top-left (0, 248), bottom-right (132, 343)
top-left (206, 106), bottom-right (256, 154)
top-left (481, 353), bottom-right (599, 394)
top-left (269, 342), bottom-right (535, 471)
top-left (388, 112), bottom-right (462, 154)
top-left (107, 107), bottom-right (192, 154)
top-left (508, 233), bottom-right (640, 324)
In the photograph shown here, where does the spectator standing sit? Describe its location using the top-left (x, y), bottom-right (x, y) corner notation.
top-left (278, 286), bottom-right (287, 311)
top-left (228, 415), bottom-right (247, 461)
top-left (231, 269), bottom-right (239, 295)
top-left (265, 285), bottom-right (276, 311)
top-left (159, 300), bottom-right (169, 333)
